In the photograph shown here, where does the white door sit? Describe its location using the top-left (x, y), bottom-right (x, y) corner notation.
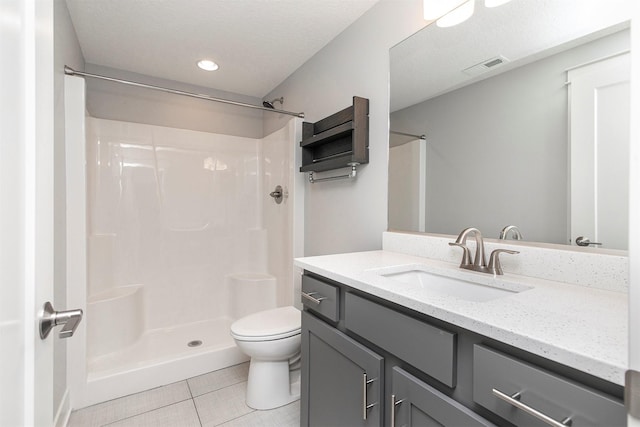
top-left (569, 52), bottom-right (630, 250)
top-left (0, 0), bottom-right (55, 425)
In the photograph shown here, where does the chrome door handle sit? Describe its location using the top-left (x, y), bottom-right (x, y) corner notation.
top-left (39, 301), bottom-right (83, 339)
top-left (390, 393), bottom-right (404, 427)
top-left (301, 291), bottom-right (326, 305)
top-left (575, 236), bottom-right (602, 247)
top-left (492, 388), bottom-right (572, 427)
top-left (362, 373), bottom-right (377, 420)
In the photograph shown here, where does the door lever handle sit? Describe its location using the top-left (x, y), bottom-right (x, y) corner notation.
top-left (575, 236), bottom-right (602, 247)
top-left (39, 301), bottom-right (83, 339)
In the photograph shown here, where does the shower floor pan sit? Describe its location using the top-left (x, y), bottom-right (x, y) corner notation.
top-left (83, 317), bottom-right (247, 407)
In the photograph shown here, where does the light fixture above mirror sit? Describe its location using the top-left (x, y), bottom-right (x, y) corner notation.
top-left (424, 0), bottom-right (513, 28)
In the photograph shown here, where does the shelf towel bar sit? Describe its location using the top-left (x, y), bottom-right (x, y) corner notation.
top-left (309, 163), bottom-right (359, 184)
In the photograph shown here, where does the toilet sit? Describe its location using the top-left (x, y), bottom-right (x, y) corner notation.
top-left (230, 306), bottom-right (301, 410)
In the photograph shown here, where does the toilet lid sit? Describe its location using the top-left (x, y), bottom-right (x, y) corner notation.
top-left (230, 306), bottom-right (301, 340)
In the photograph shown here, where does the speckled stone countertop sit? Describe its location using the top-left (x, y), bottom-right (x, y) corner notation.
top-left (294, 250), bottom-right (628, 386)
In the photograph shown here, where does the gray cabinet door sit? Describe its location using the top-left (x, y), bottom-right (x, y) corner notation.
top-left (392, 367), bottom-right (495, 427)
top-left (301, 311), bottom-right (384, 427)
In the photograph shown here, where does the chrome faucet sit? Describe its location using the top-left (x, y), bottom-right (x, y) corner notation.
top-left (449, 227), bottom-right (486, 270)
top-left (449, 227), bottom-right (519, 275)
top-left (499, 225), bottom-right (523, 240)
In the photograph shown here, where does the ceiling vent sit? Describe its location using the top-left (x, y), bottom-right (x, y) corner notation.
top-left (462, 55), bottom-right (509, 76)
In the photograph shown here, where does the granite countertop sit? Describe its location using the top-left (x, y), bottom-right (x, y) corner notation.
top-left (294, 250), bottom-right (628, 386)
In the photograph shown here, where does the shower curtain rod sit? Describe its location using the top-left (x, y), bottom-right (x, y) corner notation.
top-left (64, 66), bottom-right (305, 119)
top-left (390, 130), bottom-right (426, 140)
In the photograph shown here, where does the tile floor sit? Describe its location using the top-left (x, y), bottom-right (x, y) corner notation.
top-left (67, 362), bottom-right (300, 427)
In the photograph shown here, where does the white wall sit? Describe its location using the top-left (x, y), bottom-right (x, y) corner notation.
top-left (85, 64), bottom-right (266, 138)
top-left (53, 0), bottom-right (84, 421)
top-left (264, 0), bottom-right (427, 256)
top-left (629, 9), bottom-right (640, 426)
top-left (86, 118), bottom-right (263, 331)
top-left (388, 139), bottom-right (424, 231)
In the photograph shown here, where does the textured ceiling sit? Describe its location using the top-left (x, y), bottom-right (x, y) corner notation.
top-left (391, 0), bottom-right (633, 112)
top-left (65, 0), bottom-right (379, 98)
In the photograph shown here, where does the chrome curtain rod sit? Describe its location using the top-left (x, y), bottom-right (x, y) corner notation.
top-left (64, 66), bottom-right (305, 119)
top-left (390, 130), bottom-right (426, 140)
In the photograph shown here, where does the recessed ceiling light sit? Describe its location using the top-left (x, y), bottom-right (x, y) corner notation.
top-left (197, 59), bottom-right (219, 71)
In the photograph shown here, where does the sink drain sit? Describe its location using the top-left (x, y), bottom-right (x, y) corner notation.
top-left (187, 340), bottom-right (203, 347)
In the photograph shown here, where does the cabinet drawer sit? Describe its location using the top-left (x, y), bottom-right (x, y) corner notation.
top-left (301, 275), bottom-right (339, 322)
top-left (473, 345), bottom-right (625, 426)
top-left (392, 367), bottom-right (495, 427)
top-left (345, 292), bottom-right (457, 387)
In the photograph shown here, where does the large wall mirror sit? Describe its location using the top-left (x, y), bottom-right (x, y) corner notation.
top-left (388, 0), bottom-right (632, 250)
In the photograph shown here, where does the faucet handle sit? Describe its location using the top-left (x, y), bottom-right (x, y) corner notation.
top-left (488, 249), bottom-right (519, 275)
top-left (449, 242), bottom-right (473, 267)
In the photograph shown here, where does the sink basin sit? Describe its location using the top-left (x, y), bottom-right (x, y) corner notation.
top-left (379, 266), bottom-right (531, 302)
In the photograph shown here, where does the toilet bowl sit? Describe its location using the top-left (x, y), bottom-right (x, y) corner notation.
top-left (230, 306), bottom-right (301, 410)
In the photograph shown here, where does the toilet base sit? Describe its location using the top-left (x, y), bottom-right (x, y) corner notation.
top-left (246, 359), bottom-right (300, 410)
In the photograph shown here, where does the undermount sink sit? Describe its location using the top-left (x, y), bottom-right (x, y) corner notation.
top-left (378, 266), bottom-right (531, 302)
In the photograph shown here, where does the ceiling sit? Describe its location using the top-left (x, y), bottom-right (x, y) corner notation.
top-left (65, 0), bottom-right (380, 98)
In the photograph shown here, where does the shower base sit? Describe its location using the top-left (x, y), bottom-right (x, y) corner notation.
top-left (82, 317), bottom-right (247, 408)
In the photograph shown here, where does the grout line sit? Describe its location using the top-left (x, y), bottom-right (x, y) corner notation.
top-left (212, 408), bottom-right (256, 427)
top-left (99, 397), bottom-right (194, 427)
top-left (186, 378), bottom-right (195, 399)
top-left (190, 398), bottom-right (204, 427)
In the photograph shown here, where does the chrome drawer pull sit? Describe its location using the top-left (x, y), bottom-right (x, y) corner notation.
top-left (492, 388), bottom-right (572, 427)
top-left (390, 394), bottom-right (404, 427)
top-left (362, 373), bottom-right (377, 420)
top-left (301, 291), bottom-right (327, 305)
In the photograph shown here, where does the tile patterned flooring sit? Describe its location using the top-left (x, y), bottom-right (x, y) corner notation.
top-left (67, 363), bottom-right (300, 427)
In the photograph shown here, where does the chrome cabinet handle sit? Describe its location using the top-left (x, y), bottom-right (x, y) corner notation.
top-left (39, 301), bottom-right (83, 339)
top-left (301, 291), bottom-right (326, 305)
top-left (575, 236), bottom-right (602, 247)
top-left (362, 373), bottom-right (377, 420)
top-left (492, 388), bottom-right (572, 427)
top-left (390, 394), bottom-right (404, 427)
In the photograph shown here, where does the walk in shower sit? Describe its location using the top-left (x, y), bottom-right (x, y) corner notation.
top-left (65, 76), bottom-right (304, 408)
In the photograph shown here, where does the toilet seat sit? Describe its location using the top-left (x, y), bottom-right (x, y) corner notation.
top-left (230, 306), bottom-right (301, 342)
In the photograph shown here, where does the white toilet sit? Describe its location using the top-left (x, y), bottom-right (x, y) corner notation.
top-left (230, 306), bottom-right (301, 410)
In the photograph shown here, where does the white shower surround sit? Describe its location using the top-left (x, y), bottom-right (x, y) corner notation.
top-left (65, 76), bottom-right (304, 408)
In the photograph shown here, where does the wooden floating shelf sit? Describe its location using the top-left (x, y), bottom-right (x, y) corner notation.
top-left (300, 96), bottom-right (369, 173)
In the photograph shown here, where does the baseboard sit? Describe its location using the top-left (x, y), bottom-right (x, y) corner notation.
top-left (54, 389), bottom-right (71, 427)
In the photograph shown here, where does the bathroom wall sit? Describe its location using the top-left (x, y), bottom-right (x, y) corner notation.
top-left (85, 64), bottom-right (265, 138)
top-left (262, 122), bottom-right (300, 307)
top-left (263, 0), bottom-right (427, 256)
top-left (53, 0), bottom-right (84, 421)
top-left (86, 118), bottom-right (264, 328)
top-left (629, 8), bottom-right (640, 413)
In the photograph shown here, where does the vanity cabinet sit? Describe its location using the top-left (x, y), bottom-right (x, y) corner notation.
top-left (300, 272), bottom-right (626, 427)
top-left (473, 345), bottom-right (626, 426)
top-left (301, 311), bottom-right (384, 426)
top-left (392, 366), bottom-right (494, 427)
